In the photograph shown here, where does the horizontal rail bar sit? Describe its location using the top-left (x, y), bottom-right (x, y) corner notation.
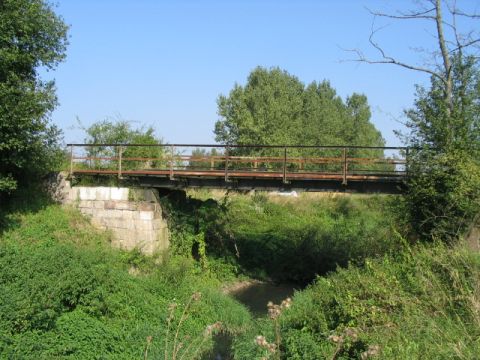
top-left (67, 143), bottom-right (408, 150)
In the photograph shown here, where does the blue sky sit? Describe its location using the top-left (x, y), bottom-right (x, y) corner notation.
top-left (44, 0), bottom-right (474, 146)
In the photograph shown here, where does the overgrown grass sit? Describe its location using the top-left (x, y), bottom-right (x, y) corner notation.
top-left (161, 191), bottom-right (401, 284)
top-left (233, 242), bottom-right (480, 359)
top-left (0, 203), bottom-right (252, 359)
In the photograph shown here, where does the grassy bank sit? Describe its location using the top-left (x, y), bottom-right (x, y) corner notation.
top-left (233, 242), bottom-right (480, 359)
top-left (0, 204), bottom-right (251, 359)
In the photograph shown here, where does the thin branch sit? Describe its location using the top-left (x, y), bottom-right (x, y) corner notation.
top-left (343, 17), bottom-right (447, 84)
top-left (453, 9), bottom-right (480, 19)
top-left (449, 38), bottom-right (480, 54)
top-left (366, 6), bottom-right (437, 20)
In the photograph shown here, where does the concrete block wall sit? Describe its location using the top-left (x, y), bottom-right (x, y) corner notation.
top-left (63, 182), bottom-right (169, 255)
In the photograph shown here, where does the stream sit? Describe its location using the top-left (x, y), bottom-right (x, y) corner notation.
top-left (207, 281), bottom-right (297, 360)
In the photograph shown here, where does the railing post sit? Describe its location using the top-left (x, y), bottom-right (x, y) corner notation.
top-left (224, 147), bottom-right (229, 182)
top-left (342, 147), bottom-right (347, 185)
top-left (283, 147), bottom-right (288, 184)
top-left (405, 147), bottom-right (410, 179)
top-left (118, 145), bottom-right (123, 179)
top-left (169, 145), bottom-right (175, 180)
top-left (69, 144), bottom-right (74, 178)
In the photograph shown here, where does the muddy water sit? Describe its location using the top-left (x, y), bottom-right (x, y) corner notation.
top-left (229, 281), bottom-right (297, 317)
top-left (208, 281), bottom-right (297, 359)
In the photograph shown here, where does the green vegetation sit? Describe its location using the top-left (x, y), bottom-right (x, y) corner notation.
top-left (215, 67), bottom-right (385, 160)
top-left (1, 1), bottom-right (479, 359)
top-left (80, 118), bottom-right (165, 171)
top-left (402, 56), bottom-right (480, 242)
top-left (233, 242), bottom-right (480, 359)
top-left (0, 202), bottom-right (251, 359)
top-left (0, 0), bottom-right (68, 193)
top-left (162, 191), bottom-right (400, 284)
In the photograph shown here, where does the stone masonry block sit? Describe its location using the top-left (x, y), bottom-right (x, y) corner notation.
top-left (121, 210), bottom-right (134, 219)
top-left (79, 187), bottom-right (96, 200)
top-left (115, 201), bottom-right (136, 211)
top-left (93, 200), bottom-right (105, 209)
top-left (111, 188), bottom-right (129, 201)
top-left (78, 200), bottom-right (92, 208)
top-left (95, 187), bottom-right (111, 201)
top-left (104, 200), bottom-right (116, 209)
top-left (134, 219), bottom-right (153, 231)
top-left (107, 209), bottom-right (123, 219)
top-left (138, 211), bottom-right (154, 221)
top-left (137, 202), bottom-right (155, 212)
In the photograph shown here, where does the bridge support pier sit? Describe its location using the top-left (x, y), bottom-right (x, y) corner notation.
top-left (53, 174), bottom-right (170, 255)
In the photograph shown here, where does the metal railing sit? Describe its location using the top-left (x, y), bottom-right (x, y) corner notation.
top-left (67, 143), bottom-right (408, 184)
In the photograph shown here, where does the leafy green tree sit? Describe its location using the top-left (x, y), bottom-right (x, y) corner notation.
top-left (215, 67), bottom-right (304, 156)
top-left (0, 0), bottom-right (68, 193)
top-left (82, 119), bottom-right (164, 170)
top-left (214, 67), bottom-right (384, 152)
top-left (402, 56), bottom-right (480, 241)
top-left (214, 67), bottom-right (385, 173)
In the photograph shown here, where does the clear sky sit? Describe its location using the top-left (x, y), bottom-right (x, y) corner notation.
top-left (44, 0), bottom-right (477, 146)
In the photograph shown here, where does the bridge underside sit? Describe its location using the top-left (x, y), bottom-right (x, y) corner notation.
top-left (74, 170), bottom-right (405, 194)
top-left (137, 176), bottom-right (404, 194)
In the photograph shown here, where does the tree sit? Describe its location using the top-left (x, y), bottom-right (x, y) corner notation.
top-left (348, 0), bottom-right (480, 240)
top-left (82, 118), bottom-right (164, 171)
top-left (214, 66), bottom-right (385, 159)
top-left (215, 67), bottom-right (304, 150)
top-left (403, 58), bottom-right (480, 240)
top-left (0, 0), bottom-right (68, 193)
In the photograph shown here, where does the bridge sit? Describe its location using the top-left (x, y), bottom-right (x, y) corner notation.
top-left (67, 144), bottom-right (408, 193)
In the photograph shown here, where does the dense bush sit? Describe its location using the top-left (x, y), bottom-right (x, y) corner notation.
top-left (0, 205), bottom-right (251, 359)
top-left (233, 242), bottom-right (480, 359)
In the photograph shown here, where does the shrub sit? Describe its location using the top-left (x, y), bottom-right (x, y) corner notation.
top-left (0, 204), bottom-right (251, 359)
top-left (233, 242), bottom-right (480, 359)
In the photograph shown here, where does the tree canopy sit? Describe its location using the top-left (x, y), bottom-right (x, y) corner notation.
top-left (81, 118), bottom-right (164, 171)
top-left (214, 67), bottom-right (385, 152)
top-left (0, 0), bottom-right (68, 193)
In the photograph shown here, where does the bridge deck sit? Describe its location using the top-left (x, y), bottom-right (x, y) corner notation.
top-left (67, 144), bottom-right (408, 193)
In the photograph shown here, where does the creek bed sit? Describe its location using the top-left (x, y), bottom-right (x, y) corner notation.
top-left (208, 281), bottom-right (297, 359)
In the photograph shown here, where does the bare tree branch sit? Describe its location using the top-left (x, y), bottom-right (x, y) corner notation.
top-left (366, 6), bottom-right (437, 20)
top-left (343, 0), bottom-right (480, 114)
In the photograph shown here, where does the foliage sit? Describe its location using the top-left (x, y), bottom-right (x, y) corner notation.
top-left (233, 242), bottom-right (480, 359)
top-left (214, 67), bottom-right (385, 159)
top-left (222, 194), bottom-right (401, 284)
top-left (0, 202), bottom-right (251, 359)
top-left (80, 118), bottom-right (165, 171)
top-left (401, 56), bottom-right (480, 241)
top-left (0, 0), bottom-right (68, 193)
top-left (161, 190), bottom-right (400, 284)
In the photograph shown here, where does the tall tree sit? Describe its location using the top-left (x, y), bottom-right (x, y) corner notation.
top-left (348, 0), bottom-right (480, 240)
top-left (403, 58), bottom-right (480, 240)
top-left (215, 67), bottom-right (304, 150)
top-left (214, 67), bottom-right (385, 157)
top-left (0, 0), bottom-right (68, 193)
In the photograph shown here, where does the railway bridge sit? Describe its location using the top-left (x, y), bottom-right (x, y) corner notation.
top-left (67, 144), bottom-right (409, 194)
